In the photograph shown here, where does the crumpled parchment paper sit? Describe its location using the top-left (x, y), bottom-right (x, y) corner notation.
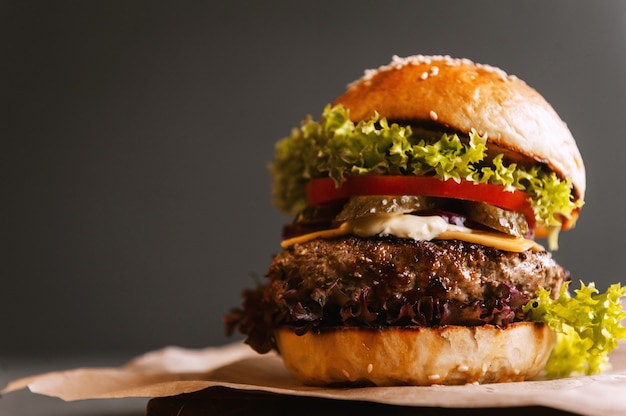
top-left (3, 341), bottom-right (626, 416)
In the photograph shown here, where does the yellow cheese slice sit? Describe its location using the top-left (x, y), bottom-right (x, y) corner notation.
top-left (281, 218), bottom-right (542, 253)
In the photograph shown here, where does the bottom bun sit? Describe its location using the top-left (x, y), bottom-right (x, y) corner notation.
top-left (274, 323), bottom-right (555, 386)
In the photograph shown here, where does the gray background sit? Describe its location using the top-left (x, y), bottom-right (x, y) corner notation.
top-left (2, 1), bottom-right (625, 357)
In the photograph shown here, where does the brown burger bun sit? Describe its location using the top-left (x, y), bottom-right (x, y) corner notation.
top-left (275, 322), bottom-right (556, 386)
top-left (334, 55), bottom-right (585, 230)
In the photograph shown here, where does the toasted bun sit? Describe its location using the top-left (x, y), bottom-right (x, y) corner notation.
top-left (334, 55), bottom-right (585, 210)
top-left (275, 323), bottom-right (555, 386)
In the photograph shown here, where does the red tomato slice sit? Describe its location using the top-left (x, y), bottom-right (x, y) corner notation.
top-left (306, 175), bottom-right (536, 229)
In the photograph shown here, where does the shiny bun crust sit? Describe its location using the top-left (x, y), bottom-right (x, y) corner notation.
top-left (334, 55), bottom-right (585, 202)
top-left (275, 323), bottom-right (556, 386)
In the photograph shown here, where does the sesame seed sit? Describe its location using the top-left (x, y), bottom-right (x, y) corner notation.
top-left (347, 54), bottom-right (515, 89)
top-left (367, 363), bottom-right (374, 374)
top-left (457, 365), bottom-right (469, 372)
top-left (428, 374), bottom-right (441, 381)
top-left (342, 369), bottom-right (351, 379)
top-left (429, 110), bottom-right (438, 121)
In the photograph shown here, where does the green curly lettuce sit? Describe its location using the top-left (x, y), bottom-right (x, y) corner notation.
top-left (270, 104), bottom-right (583, 237)
top-left (523, 281), bottom-right (626, 379)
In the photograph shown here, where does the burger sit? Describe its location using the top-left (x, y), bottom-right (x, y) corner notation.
top-left (224, 55), bottom-right (625, 386)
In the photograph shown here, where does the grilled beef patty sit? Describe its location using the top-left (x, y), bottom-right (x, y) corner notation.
top-left (225, 236), bottom-right (569, 353)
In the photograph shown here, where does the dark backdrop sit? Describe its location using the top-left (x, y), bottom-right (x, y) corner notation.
top-left (2, 1), bottom-right (625, 355)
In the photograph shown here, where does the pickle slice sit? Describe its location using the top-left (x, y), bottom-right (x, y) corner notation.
top-left (462, 201), bottom-right (529, 237)
top-left (334, 195), bottom-right (438, 223)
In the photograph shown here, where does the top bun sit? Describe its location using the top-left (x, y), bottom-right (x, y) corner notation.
top-left (334, 55), bottom-right (585, 202)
